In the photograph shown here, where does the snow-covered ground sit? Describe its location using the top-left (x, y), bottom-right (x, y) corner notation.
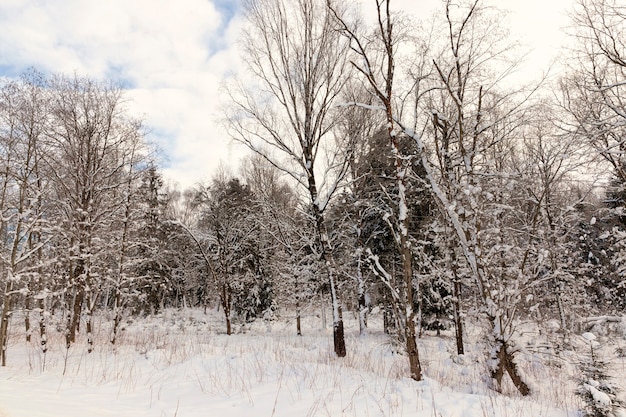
top-left (0, 308), bottom-right (622, 416)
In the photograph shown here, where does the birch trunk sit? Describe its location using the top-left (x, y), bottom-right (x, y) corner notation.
top-left (308, 169), bottom-right (346, 357)
top-left (0, 280), bottom-right (13, 367)
top-left (230, 0), bottom-right (350, 357)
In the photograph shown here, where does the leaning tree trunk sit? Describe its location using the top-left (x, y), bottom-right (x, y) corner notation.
top-left (490, 335), bottom-right (531, 396)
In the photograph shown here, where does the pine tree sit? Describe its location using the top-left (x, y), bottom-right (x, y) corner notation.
top-left (576, 332), bottom-right (626, 417)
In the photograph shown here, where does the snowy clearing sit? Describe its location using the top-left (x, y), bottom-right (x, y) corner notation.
top-left (0, 309), bottom-right (621, 416)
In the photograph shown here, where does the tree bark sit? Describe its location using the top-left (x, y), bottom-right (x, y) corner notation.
top-left (308, 169), bottom-right (346, 357)
top-left (0, 284), bottom-right (13, 367)
top-left (356, 243), bottom-right (368, 335)
top-left (452, 279), bottom-right (464, 355)
top-left (406, 310), bottom-right (422, 380)
top-left (491, 338), bottom-right (531, 396)
top-left (403, 244), bottom-right (422, 381)
top-left (110, 288), bottom-right (122, 345)
top-left (38, 296), bottom-right (47, 354)
top-left (24, 294), bottom-right (31, 343)
top-left (221, 283), bottom-right (232, 336)
top-left (327, 260), bottom-right (346, 357)
top-left (357, 282), bottom-right (367, 335)
top-left (86, 292), bottom-right (96, 353)
top-left (67, 269), bottom-right (84, 347)
top-left (334, 306), bottom-right (346, 357)
top-left (86, 311), bottom-right (94, 353)
top-left (296, 300), bottom-right (302, 336)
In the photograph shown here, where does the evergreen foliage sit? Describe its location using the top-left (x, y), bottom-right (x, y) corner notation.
top-left (576, 333), bottom-right (626, 417)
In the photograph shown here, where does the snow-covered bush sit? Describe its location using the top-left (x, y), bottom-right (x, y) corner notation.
top-left (576, 332), bottom-right (626, 417)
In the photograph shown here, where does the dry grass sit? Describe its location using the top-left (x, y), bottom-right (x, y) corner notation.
top-left (2, 308), bottom-right (611, 416)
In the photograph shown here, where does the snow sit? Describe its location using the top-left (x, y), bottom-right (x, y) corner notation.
top-left (615, 408), bottom-right (626, 417)
top-left (583, 384), bottom-right (612, 406)
top-left (335, 102), bottom-right (386, 111)
top-left (0, 309), bottom-right (588, 417)
top-left (581, 332), bottom-right (596, 342)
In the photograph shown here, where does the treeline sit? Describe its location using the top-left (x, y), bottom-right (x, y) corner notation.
top-left (224, 0), bottom-right (626, 395)
top-left (0, 71), bottom-right (172, 362)
top-left (1, 0), bottom-right (625, 398)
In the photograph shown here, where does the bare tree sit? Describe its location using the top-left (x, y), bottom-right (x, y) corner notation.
top-left (109, 138), bottom-right (145, 345)
top-left (425, 0), bottom-right (535, 395)
top-left (226, 0), bottom-right (351, 356)
top-left (564, 0), bottom-right (626, 188)
top-left (335, 84), bottom-right (384, 336)
top-left (559, 0), bottom-right (626, 328)
top-left (240, 155), bottom-right (308, 333)
top-left (328, 0), bottom-right (428, 380)
top-left (0, 72), bottom-right (50, 366)
top-left (45, 74), bottom-right (143, 352)
top-left (510, 100), bottom-right (589, 346)
top-left (330, 0), bottom-right (539, 393)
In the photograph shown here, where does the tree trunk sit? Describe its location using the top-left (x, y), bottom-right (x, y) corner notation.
top-left (491, 338), bottom-right (531, 396)
top-left (401, 231), bottom-right (422, 380)
top-left (328, 266), bottom-right (346, 357)
top-left (67, 258), bottom-right (85, 345)
top-left (320, 291), bottom-right (327, 330)
top-left (64, 297), bottom-right (72, 349)
top-left (0, 284), bottom-right (13, 367)
top-left (221, 283), bottom-right (232, 335)
top-left (38, 297), bottom-right (47, 354)
top-left (35, 206), bottom-right (46, 354)
top-left (333, 305), bottom-right (346, 357)
top-left (448, 242), bottom-right (465, 354)
top-left (358, 286), bottom-right (367, 336)
top-left (453, 279), bottom-right (464, 355)
top-left (406, 313), bottom-right (422, 380)
top-left (296, 300), bottom-right (302, 336)
top-left (110, 288), bottom-right (122, 345)
top-left (68, 286), bottom-right (84, 345)
top-left (86, 292), bottom-right (97, 353)
top-left (24, 293), bottom-right (31, 343)
top-left (383, 293), bottom-right (393, 335)
top-left (86, 311), bottom-right (94, 353)
top-left (357, 252), bottom-right (367, 335)
top-left (308, 171), bottom-right (345, 357)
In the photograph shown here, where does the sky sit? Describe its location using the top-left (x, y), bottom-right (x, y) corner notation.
top-left (0, 0), bottom-right (573, 189)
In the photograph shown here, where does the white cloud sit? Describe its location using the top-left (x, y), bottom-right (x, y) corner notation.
top-left (0, 0), bottom-right (245, 189)
top-left (0, 0), bottom-right (573, 189)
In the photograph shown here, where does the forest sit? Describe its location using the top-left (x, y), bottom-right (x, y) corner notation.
top-left (0, 0), bottom-right (625, 414)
